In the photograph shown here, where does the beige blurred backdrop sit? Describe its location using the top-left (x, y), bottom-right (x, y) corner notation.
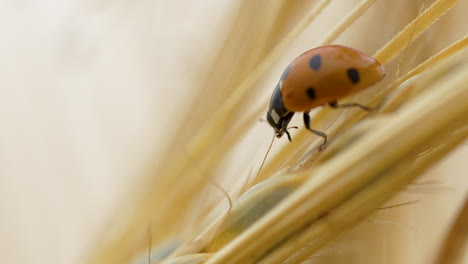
top-left (0, 1), bottom-right (466, 264)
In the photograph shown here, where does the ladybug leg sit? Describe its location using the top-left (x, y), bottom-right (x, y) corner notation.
top-left (284, 130), bottom-right (293, 142)
top-left (303, 112), bottom-right (328, 145)
top-left (328, 100), bottom-right (373, 111)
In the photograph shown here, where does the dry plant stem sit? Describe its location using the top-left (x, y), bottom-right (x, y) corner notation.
top-left (261, 125), bottom-right (468, 264)
top-left (206, 176), bottom-right (308, 253)
top-left (432, 196), bottom-right (468, 264)
top-left (379, 35), bottom-right (468, 112)
top-left (257, 0), bottom-right (459, 184)
top-left (374, 0), bottom-right (458, 63)
top-left (380, 59), bottom-right (468, 115)
top-left (313, 117), bottom-right (390, 165)
top-left (317, 0), bottom-right (376, 45)
top-left (204, 60), bottom-right (468, 264)
top-left (392, 34), bottom-right (468, 88)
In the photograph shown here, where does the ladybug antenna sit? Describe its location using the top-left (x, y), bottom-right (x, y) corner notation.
top-left (285, 130), bottom-right (292, 142)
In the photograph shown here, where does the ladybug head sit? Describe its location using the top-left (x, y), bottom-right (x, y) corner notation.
top-left (266, 83), bottom-right (295, 141)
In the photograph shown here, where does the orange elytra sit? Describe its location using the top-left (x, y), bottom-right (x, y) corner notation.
top-left (266, 45), bottom-right (386, 143)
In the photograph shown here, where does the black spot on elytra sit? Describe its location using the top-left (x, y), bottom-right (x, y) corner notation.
top-left (306, 87), bottom-right (316, 99)
top-left (309, 55), bottom-right (322, 71)
top-left (347, 68), bottom-right (360, 84)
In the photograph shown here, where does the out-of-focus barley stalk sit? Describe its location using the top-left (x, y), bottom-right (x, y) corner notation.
top-left (317, 0), bottom-right (377, 45)
top-left (432, 196), bottom-right (468, 264)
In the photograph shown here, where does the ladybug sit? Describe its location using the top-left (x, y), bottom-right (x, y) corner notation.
top-left (266, 45), bottom-right (386, 143)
